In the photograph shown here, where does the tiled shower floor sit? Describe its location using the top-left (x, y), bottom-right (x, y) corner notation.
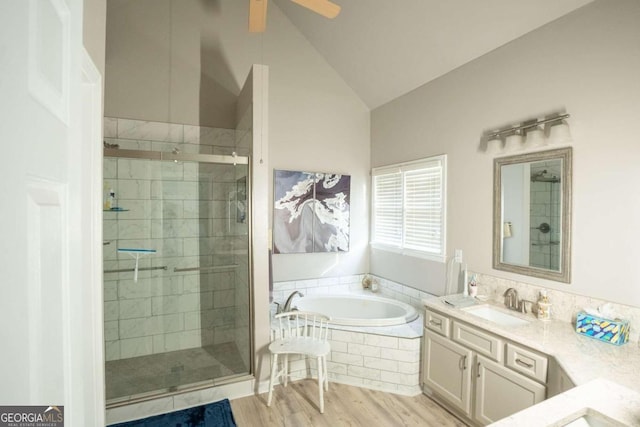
top-left (105, 342), bottom-right (247, 401)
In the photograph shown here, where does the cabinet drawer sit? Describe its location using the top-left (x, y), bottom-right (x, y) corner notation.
top-left (505, 343), bottom-right (548, 384)
top-left (425, 310), bottom-right (450, 337)
top-left (452, 321), bottom-right (503, 362)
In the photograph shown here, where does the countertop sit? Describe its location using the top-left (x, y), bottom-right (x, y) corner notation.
top-left (422, 296), bottom-right (640, 426)
top-left (491, 378), bottom-right (640, 426)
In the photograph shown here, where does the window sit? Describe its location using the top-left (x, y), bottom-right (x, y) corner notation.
top-left (371, 155), bottom-right (446, 261)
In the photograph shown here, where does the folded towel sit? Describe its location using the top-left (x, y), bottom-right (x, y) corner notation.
top-left (444, 295), bottom-right (478, 308)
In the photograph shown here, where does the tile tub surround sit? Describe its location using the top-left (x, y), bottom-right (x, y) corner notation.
top-left (422, 297), bottom-right (640, 395)
top-left (272, 274), bottom-right (436, 312)
top-left (473, 272), bottom-right (640, 344)
top-left (271, 275), bottom-right (431, 396)
top-left (269, 315), bottom-right (423, 396)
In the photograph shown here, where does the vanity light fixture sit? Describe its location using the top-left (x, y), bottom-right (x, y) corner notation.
top-left (504, 131), bottom-right (524, 152)
top-left (486, 136), bottom-right (503, 154)
top-left (483, 113), bottom-right (570, 155)
top-left (548, 120), bottom-right (572, 144)
top-left (524, 126), bottom-right (545, 148)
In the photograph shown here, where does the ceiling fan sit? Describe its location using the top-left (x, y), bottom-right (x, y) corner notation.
top-left (249, 0), bottom-right (341, 33)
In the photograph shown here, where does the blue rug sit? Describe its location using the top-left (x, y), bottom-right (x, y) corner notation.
top-left (109, 399), bottom-right (237, 427)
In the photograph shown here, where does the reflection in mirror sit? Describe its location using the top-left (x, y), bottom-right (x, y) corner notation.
top-left (493, 148), bottom-right (572, 283)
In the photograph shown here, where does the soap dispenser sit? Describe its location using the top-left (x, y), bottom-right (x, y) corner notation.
top-left (109, 189), bottom-right (116, 210)
top-left (537, 290), bottom-right (552, 321)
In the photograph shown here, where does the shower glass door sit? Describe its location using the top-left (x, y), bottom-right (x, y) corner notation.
top-left (103, 151), bottom-right (251, 403)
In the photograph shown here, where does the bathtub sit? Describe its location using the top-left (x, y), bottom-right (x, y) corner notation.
top-left (294, 294), bottom-right (418, 327)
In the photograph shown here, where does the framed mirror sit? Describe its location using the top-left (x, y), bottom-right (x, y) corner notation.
top-left (493, 147), bottom-right (572, 283)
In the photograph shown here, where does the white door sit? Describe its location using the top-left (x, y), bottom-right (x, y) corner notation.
top-left (0, 0), bottom-right (105, 425)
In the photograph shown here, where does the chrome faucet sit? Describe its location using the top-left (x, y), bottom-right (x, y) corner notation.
top-left (503, 288), bottom-right (534, 313)
top-left (503, 288), bottom-right (519, 311)
top-left (277, 291), bottom-right (303, 314)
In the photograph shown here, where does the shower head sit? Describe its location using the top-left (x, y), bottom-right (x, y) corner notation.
top-left (531, 170), bottom-right (561, 183)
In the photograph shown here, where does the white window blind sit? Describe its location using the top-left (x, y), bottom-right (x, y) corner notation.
top-left (373, 172), bottom-right (402, 246)
top-left (371, 155), bottom-right (446, 261)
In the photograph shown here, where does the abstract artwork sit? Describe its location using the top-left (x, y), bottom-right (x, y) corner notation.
top-left (273, 170), bottom-right (351, 254)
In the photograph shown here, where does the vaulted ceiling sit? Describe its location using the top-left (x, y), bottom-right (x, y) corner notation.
top-left (272, 0), bottom-right (595, 109)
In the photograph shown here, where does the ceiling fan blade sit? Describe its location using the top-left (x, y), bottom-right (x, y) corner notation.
top-left (291, 0), bottom-right (341, 19)
top-left (249, 0), bottom-right (268, 33)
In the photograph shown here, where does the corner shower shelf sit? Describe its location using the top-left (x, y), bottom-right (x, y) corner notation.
top-left (103, 207), bottom-right (129, 212)
top-left (118, 248), bottom-right (156, 282)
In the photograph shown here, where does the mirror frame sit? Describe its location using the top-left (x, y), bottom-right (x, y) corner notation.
top-left (493, 147), bottom-right (573, 283)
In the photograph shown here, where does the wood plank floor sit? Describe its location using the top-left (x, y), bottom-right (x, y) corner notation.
top-left (230, 380), bottom-right (467, 427)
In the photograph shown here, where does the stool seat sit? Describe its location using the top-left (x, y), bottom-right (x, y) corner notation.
top-left (269, 336), bottom-right (331, 357)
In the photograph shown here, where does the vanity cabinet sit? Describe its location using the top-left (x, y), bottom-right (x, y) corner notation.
top-left (422, 308), bottom-right (548, 426)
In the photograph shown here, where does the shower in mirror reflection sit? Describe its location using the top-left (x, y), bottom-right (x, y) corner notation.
top-left (531, 169), bottom-right (561, 183)
top-left (529, 163), bottom-right (562, 271)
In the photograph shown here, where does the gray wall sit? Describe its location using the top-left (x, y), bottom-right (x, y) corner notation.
top-left (371, 0), bottom-right (640, 305)
top-left (83, 0), bottom-right (106, 76)
top-left (104, 0), bottom-right (371, 282)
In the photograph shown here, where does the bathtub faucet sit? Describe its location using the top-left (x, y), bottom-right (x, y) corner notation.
top-left (278, 291), bottom-right (304, 314)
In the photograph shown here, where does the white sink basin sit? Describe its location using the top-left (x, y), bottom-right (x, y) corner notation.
top-left (562, 409), bottom-right (627, 427)
top-left (463, 305), bottom-right (529, 327)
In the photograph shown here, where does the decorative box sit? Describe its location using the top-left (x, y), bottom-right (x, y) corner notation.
top-left (575, 311), bottom-right (630, 346)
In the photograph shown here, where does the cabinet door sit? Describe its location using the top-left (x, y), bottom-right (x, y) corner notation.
top-left (474, 355), bottom-right (546, 425)
top-left (423, 329), bottom-right (473, 416)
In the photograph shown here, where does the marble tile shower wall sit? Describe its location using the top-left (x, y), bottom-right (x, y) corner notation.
top-left (103, 117), bottom-right (249, 361)
top-left (103, 117), bottom-right (249, 156)
top-left (530, 161), bottom-right (561, 270)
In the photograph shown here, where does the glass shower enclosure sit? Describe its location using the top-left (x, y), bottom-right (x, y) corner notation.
top-left (103, 147), bottom-right (252, 403)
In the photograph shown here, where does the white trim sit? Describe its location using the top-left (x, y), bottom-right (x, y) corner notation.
top-left (80, 48), bottom-right (106, 425)
top-left (372, 155), bottom-right (446, 174)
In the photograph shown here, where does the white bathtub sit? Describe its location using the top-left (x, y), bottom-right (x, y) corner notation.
top-left (294, 294), bottom-right (418, 327)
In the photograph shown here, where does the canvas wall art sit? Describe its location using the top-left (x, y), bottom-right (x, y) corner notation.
top-left (273, 170), bottom-right (351, 254)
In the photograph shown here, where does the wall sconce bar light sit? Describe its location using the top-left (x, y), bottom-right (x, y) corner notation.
top-left (486, 113), bottom-right (570, 139)
top-left (484, 113), bottom-right (571, 155)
